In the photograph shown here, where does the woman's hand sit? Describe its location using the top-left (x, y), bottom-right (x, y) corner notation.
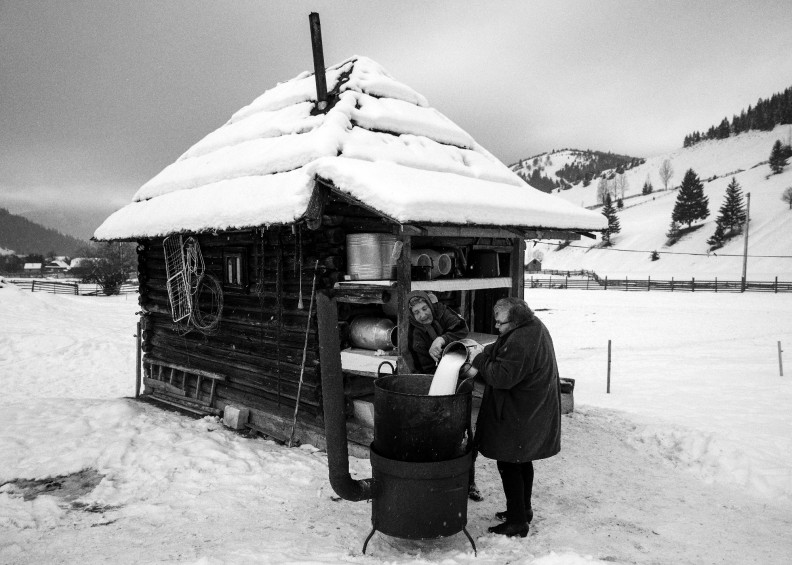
top-left (429, 337), bottom-right (445, 361)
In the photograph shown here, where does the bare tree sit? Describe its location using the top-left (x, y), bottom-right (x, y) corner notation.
top-left (783, 186), bottom-right (792, 210)
top-left (613, 174), bottom-right (629, 199)
top-left (659, 159), bottom-right (674, 190)
top-left (596, 177), bottom-right (609, 204)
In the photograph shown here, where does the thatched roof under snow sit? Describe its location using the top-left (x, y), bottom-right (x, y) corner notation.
top-left (95, 56), bottom-right (606, 240)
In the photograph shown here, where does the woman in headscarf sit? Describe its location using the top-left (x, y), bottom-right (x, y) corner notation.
top-left (406, 290), bottom-right (469, 375)
top-left (405, 290), bottom-right (483, 502)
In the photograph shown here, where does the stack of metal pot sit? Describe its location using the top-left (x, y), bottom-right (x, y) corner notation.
top-left (365, 373), bottom-right (477, 553)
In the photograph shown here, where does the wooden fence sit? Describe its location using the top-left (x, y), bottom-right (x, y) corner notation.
top-left (525, 273), bottom-right (792, 293)
top-left (5, 279), bottom-right (138, 296)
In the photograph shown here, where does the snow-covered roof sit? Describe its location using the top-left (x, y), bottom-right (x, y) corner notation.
top-left (95, 56), bottom-right (606, 240)
top-left (46, 260), bottom-right (70, 269)
top-left (23, 263), bottom-right (42, 270)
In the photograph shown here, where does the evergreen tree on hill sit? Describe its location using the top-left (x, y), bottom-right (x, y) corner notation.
top-left (769, 139), bottom-right (788, 174)
top-left (672, 169), bottom-right (710, 228)
top-left (601, 194), bottom-right (620, 246)
top-left (716, 177), bottom-right (747, 233)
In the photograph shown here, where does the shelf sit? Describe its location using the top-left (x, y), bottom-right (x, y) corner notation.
top-left (411, 277), bottom-right (512, 291)
top-left (335, 277), bottom-right (513, 292)
top-left (341, 347), bottom-right (399, 375)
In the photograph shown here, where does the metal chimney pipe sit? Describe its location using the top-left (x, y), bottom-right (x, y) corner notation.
top-left (309, 12), bottom-right (329, 112)
top-left (316, 290), bottom-right (372, 501)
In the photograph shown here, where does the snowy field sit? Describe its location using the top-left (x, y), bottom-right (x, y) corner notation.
top-left (1, 280), bottom-right (791, 564)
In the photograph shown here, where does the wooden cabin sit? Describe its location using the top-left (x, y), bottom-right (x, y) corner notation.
top-left (95, 55), bottom-right (605, 453)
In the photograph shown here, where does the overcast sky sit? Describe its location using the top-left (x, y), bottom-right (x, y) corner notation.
top-left (2, 0), bottom-right (791, 236)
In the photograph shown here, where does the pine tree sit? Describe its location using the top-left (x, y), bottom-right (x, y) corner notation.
top-left (665, 221), bottom-right (681, 245)
top-left (671, 169), bottom-right (710, 228)
top-left (707, 222), bottom-right (726, 249)
top-left (601, 194), bottom-right (620, 246)
top-left (769, 139), bottom-right (788, 174)
top-left (717, 177), bottom-right (747, 233)
top-left (642, 177), bottom-right (653, 195)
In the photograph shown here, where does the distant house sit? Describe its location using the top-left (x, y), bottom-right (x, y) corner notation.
top-left (23, 262), bottom-right (42, 273)
top-left (526, 258), bottom-right (542, 272)
top-left (44, 260), bottom-right (70, 274)
top-left (68, 257), bottom-right (98, 277)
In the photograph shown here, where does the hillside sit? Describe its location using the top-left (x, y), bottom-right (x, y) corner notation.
top-left (533, 125), bottom-right (792, 280)
top-left (510, 149), bottom-right (644, 192)
top-left (0, 208), bottom-right (87, 255)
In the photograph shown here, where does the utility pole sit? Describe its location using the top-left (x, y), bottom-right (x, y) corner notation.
top-left (741, 192), bottom-right (751, 292)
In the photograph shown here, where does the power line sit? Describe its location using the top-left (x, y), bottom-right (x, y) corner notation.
top-left (531, 241), bottom-right (792, 259)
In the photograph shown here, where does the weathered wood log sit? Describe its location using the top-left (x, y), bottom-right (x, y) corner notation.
top-left (334, 286), bottom-right (392, 304)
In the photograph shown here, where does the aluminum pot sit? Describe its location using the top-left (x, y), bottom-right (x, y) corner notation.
top-left (347, 233), bottom-right (383, 280)
top-left (349, 317), bottom-right (397, 350)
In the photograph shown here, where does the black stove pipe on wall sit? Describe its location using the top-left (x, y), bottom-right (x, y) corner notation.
top-left (316, 290), bottom-right (373, 501)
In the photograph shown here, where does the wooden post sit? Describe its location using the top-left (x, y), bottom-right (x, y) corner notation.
top-left (692, 277), bottom-right (695, 292)
top-left (715, 277), bottom-right (718, 292)
top-left (647, 276), bottom-right (650, 291)
top-left (741, 193), bottom-right (751, 292)
top-left (396, 232), bottom-right (413, 373)
top-left (510, 237), bottom-right (526, 299)
top-left (135, 321), bottom-right (142, 398)
top-left (775, 277), bottom-right (778, 294)
top-left (604, 276), bottom-right (608, 290)
top-left (779, 341), bottom-right (784, 377)
top-left (624, 276), bottom-right (628, 291)
top-left (607, 340), bottom-right (612, 394)
top-left (671, 277), bottom-right (674, 292)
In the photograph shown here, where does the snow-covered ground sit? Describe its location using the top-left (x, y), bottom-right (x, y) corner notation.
top-left (1, 280), bottom-right (791, 564)
top-left (535, 125), bottom-right (792, 280)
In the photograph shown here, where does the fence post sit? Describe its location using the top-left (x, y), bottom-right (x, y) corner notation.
top-left (586, 277), bottom-right (589, 290)
top-left (671, 277), bottom-right (674, 292)
top-left (647, 276), bottom-right (650, 291)
top-left (607, 340), bottom-right (612, 393)
top-left (779, 341), bottom-right (784, 377)
top-left (604, 276), bottom-right (608, 290)
top-left (775, 277), bottom-right (778, 294)
top-left (715, 277), bottom-right (718, 293)
top-left (565, 275), bottom-right (568, 289)
top-left (135, 321), bottom-right (142, 398)
top-left (31, 280), bottom-right (36, 293)
top-left (691, 277), bottom-right (695, 292)
top-left (624, 276), bottom-right (628, 291)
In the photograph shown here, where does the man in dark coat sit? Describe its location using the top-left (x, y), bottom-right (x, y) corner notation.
top-left (406, 290), bottom-right (469, 375)
top-left (469, 297), bottom-right (561, 537)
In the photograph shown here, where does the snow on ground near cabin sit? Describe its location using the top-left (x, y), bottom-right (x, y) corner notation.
top-left (537, 126), bottom-right (792, 280)
top-left (1, 280), bottom-right (791, 564)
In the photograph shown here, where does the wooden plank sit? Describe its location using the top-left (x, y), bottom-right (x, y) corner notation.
top-left (144, 377), bottom-right (191, 398)
top-left (148, 392), bottom-right (222, 416)
top-left (411, 277), bottom-right (511, 291)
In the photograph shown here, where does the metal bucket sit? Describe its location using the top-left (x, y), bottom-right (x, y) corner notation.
top-left (373, 374), bottom-right (473, 462)
top-left (349, 317), bottom-right (397, 350)
top-left (412, 249), bottom-right (452, 279)
top-left (347, 233), bottom-right (383, 280)
top-left (440, 339), bottom-right (483, 380)
top-left (380, 234), bottom-right (399, 280)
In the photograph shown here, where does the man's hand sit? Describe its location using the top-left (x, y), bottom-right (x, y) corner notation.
top-left (429, 337), bottom-right (445, 361)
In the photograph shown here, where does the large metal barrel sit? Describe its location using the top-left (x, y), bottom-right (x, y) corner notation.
top-left (347, 233), bottom-right (383, 280)
top-left (370, 448), bottom-right (471, 539)
top-left (373, 374), bottom-right (473, 462)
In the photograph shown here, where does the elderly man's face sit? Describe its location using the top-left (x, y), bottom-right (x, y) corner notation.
top-left (493, 307), bottom-right (514, 335)
top-left (410, 301), bottom-right (433, 325)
